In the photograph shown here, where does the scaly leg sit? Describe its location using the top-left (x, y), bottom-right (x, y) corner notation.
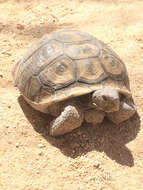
top-left (49, 104), bottom-right (84, 136)
top-left (106, 99), bottom-right (136, 124)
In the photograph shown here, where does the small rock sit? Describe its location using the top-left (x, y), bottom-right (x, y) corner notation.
top-left (6, 52), bottom-right (11, 56)
top-left (137, 38), bottom-right (142, 42)
top-left (12, 33), bottom-right (16, 37)
top-left (0, 72), bottom-right (3, 78)
top-left (17, 24), bottom-right (25, 30)
top-left (38, 143), bottom-right (45, 148)
top-left (38, 150), bottom-right (43, 156)
top-left (1, 50), bottom-right (6, 54)
top-left (1, 50), bottom-right (11, 56)
top-left (15, 143), bottom-right (19, 148)
top-left (36, 170), bottom-right (40, 174)
top-left (93, 161), bottom-right (101, 169)
top-left (3, 39), bottom-right (8, 42)
top-left (81, 155), bottom-right (86, 158)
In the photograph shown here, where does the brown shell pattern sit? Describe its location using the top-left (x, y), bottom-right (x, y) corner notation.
top-left (13, 29), bottom-right (131, 108)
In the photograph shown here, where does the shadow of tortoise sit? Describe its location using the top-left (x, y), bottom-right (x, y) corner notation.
top-left (18, 95), bottom-right (140, 167)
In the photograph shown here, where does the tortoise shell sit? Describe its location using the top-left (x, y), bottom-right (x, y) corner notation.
top-left (13, 29), bottom-right (131, 113)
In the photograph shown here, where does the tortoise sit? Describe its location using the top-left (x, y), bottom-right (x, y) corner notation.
top-left (12, 29), bottom-right (136, 136)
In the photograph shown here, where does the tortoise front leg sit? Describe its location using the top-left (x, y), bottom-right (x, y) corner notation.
top-left (106, 99), bottom-right (136, 124)
top-left (49, 104), bottom-right (84, 136)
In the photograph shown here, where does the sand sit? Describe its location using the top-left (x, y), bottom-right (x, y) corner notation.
top-left (0, 0), bottom-right (143, 189)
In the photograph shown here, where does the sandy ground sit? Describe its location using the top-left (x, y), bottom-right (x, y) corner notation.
top-left (0, 0), bottom-right (143, 189)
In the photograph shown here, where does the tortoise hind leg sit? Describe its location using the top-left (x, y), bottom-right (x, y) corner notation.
top-left (106, 99), bottom-right (136, 124)
top-left (49, 104), bottom-right (84, 136)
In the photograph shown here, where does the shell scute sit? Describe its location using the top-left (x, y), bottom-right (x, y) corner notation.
top-left (13, 29), bottom-right (131, 110)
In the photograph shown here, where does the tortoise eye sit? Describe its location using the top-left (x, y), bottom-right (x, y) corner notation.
top-left (56, 62), bottom-right (67, 75)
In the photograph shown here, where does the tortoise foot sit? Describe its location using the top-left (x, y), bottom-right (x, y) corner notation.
top-left (49, 104), bottom-right (84, 136)
top-left (107, 100), bottom-right (136, 124)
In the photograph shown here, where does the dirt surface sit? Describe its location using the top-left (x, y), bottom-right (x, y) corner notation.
top-left (0, 0), bottom-right (143, 189)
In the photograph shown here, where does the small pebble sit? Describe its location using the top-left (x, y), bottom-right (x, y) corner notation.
top-left (38, 150), bottom-right (43, 156)
top-left (93, 161), bottom-right (101, 169)
top-left (15, 143), bottom-right (19, 148)
top-left (17, 24), bottom-right (25, 30)
top-left (38, 143), bottom-right (45, 148)
top-left (0, 73), bottom-right (3, 78)
top-left (1, 50), bottom-right (11, 56)
top-left (36, 170), bottom-right (40, 174)
top-left (137, 38), bottom-right (142, 42)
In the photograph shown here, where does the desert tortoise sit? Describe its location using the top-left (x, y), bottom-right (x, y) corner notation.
top-left (12, 29), bottom-right (136, 136)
